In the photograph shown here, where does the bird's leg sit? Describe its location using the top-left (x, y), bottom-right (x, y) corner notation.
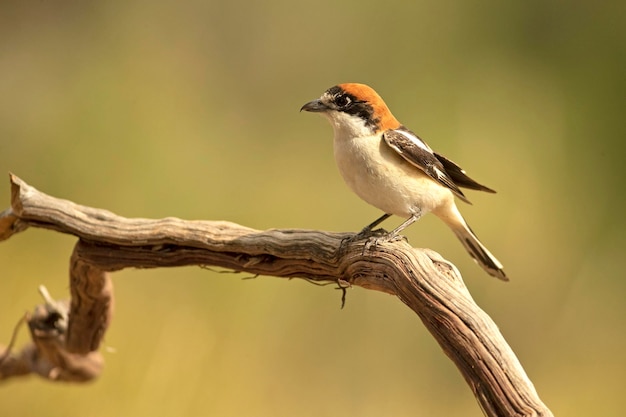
top-left (384, 211), bottom-right (422, 241)
top-left (358, 213), bottom-right (392, 237)
top-left (363, 210), bottom-right (423, 251)
top-left (340, 213), bottom-right (391, 251)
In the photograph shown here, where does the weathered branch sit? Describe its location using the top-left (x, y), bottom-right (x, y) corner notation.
top-left (0, 174), bottom-right (552, 416)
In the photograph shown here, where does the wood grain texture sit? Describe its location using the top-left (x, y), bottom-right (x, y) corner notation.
top-left (0, 174), bottom-right (553, 416)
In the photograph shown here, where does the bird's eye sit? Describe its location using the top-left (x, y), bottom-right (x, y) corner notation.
top-left (334, 94), bottom-right (351, 108)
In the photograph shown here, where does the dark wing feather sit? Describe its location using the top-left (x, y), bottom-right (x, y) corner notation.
top-left (434, 153), bottom-right (496, 193)
top-left (383, 128), bottom-right (471, 204)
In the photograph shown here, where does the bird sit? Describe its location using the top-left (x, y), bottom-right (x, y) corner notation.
top-left (301, 83), bottom-right (507, 280)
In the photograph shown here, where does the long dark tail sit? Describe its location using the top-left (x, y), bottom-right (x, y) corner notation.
top-left (439, 206), bottom-right (507, 280)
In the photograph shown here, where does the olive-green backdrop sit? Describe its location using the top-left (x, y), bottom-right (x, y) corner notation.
top-left (1, 1), bottom-right (624, 416)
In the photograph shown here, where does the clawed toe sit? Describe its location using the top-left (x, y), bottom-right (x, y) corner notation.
top-left (356, 227), bottom-right (387, 239)
top-left (361, 233), bottom-right (406, 253)
top-left (385, 234), bottom-right (407, 243)
top-left (341, 227), bottom-right (407, 256)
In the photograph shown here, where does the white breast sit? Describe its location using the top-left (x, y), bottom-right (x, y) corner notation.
top-left (333, 133), bottom-right (454, 218)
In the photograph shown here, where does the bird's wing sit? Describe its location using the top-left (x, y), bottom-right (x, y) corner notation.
top-left (383, 128), bottom-right (471, 204)
top-left (434, 152), bottom-right (496, 193)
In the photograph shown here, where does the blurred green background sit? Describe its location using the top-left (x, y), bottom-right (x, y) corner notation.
top-left (1, 0), bottom-right (624, 416)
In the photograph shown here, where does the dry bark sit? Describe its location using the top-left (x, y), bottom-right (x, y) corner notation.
top-left (0, 174), bottom-right (553, 416)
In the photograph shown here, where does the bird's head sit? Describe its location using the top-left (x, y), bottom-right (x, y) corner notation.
top-left (301, 83), bottom-right (401, 137)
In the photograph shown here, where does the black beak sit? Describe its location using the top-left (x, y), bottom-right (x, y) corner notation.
top-left (300, 99), bottom-right (328, 113)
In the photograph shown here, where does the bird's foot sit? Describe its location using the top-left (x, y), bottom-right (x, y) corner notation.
top-left (362, 232), bottom-right (407, 254)
top-left (357, 225), bottom-right (388, 239)
top-left (340, 226), bottom-right (387, 248)
top-left (340, 228), bottom-right (407, 256)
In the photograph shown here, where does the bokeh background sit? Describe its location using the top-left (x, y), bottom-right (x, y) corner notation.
top-left (1, 1), bottom-right (624, 416)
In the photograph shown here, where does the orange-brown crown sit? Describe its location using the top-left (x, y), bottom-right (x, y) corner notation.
top-left (337, 83), bottom-right (401, 131)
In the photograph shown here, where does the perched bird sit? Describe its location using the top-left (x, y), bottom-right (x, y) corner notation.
top-left (301, 83), bottom-right (507, 280)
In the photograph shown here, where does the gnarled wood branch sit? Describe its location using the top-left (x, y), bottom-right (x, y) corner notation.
top-left (0, 174), bottom-right (553, 416)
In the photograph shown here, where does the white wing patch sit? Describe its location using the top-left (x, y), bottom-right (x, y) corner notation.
top-left (433, 166), bottom-right (447, 180)
top-left (394, 129), bottom-right (433, 153)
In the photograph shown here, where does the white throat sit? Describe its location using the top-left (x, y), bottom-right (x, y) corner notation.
top-left (322, 110), bottom-right (374, 140)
